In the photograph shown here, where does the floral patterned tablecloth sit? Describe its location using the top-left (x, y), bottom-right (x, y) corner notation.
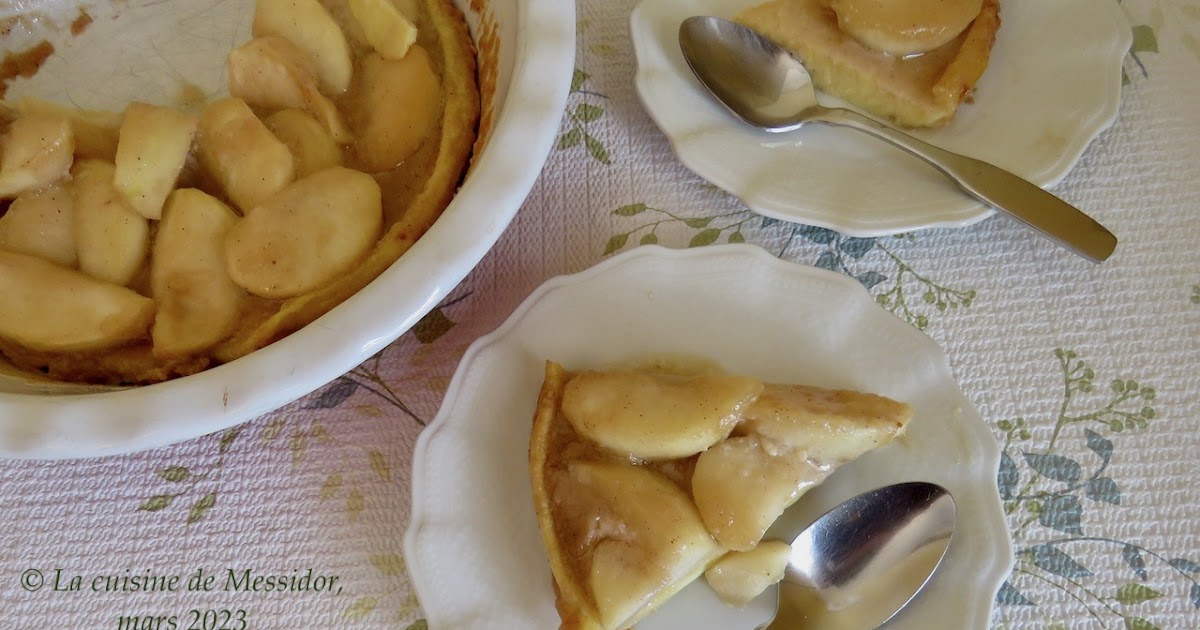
top-left (3, 0), bottom-right (1200, 628)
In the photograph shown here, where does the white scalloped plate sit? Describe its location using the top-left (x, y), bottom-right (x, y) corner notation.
top-left (405, 244), bottom-right (1012, 629)
top-left (0, 0), bottom-right (575, 459)
top-left (632, 0), bottom-right (1131, 236)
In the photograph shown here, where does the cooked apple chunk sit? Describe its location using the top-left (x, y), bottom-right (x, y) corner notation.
top-left (228, 36), bottom-right (353, 143)
top-left (349, 0), bottom-right (419, 60)
top-left (152, 189), bottom-right (245, 358)
top-left (556, 460), bottom-right (725, 630)
top-left (560, 370), bottom-right (763, 460)
top-left (740, 384), bottom-right (913, 463)
top-left (0, 249), bottom-right (154, 352)
top-left (704, 541), bottom-right (792, 607)
top-left (0, 113), bottom-right (74, 198)
top-left (197, 98), bottom-right (295, 212)
top-left (353, 48), bottom-right (441, 172)
top-left (252, 0), bottom-right (354, 95)
top-left (224, 167), bottom-right (382, 299)
top-left (264, 109), bottom-right (342, 178)
top-left (15, 97), bottom-right (122, 160)
top-left (73, 159), bottom-right (150, 286)
top-left (113, 103), bottom-right (199, 220)
top-left (692, 436), bottom-right (826, 551)
top-left (0, 183), bottom-right (77, 268)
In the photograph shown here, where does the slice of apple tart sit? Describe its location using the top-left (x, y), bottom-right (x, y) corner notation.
top-left (530, 360), bottom-right (913, 630)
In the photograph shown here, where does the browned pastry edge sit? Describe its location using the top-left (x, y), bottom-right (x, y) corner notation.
top-left (530, 361), bottom-right (606, 630)
top-left (933, 0), bottom-right (1001, 110)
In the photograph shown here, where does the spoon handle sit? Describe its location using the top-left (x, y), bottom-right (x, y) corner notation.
top-left (812, 107), bottom-right (1117, 263)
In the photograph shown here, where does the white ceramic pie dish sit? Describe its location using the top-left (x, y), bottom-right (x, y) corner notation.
top-left (405, 244), bottom-right (1013, 629)
top-left (0, 0), bottom-right (574, 459)
top-left (632, 0), bottom-right (1131, 236)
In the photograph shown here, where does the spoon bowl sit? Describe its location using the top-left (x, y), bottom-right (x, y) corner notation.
top-left (678, 16), bottom-right (1118, 263)
top-left (759, 482), bottom-right (955, 630)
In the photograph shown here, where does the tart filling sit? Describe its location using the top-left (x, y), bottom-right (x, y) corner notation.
top-left (0, 0), bottom-right (480, 384)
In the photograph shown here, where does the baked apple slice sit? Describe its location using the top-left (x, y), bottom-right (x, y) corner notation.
top-left (264, 109), bottom-right (342, 178)
top-left (560, 370), bottom-right (762, 460)
top-left (740, 384), bottom-right (914, 462)
top-left (704, 540), bottom-right (792, 607)
top-left (691, 435), bottom-right (825, 550)
top-left (197, 97), bottom-right (295, 212)
top-left (550, 460), bottom-right (725, 630)
top-left (72, 159), bottom-right (150, 286)
top-left (152, 189), bottom-right (245, 358)
top-left (0, 250), bottom-right (154, 352)
top-left (224, 167), bottom-right (382, 299)
top-left (353, 48), bottom-right (441, 172)
top-left (228, 36), bottom-right (352, 143)
top-left (0, 183), bottom-right (77, 268)
top-left (349, 0), bottom-right (419, 60)
top-left (15, 97), bottom-right (122, 161)
top-left (0, 113), bottom-right (74, 198)
top-left (252, 0), bottom-right (354, 95)
top-left (113, 103), bottom-right (199, 220)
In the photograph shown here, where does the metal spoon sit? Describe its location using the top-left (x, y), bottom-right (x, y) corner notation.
top-left (678, 16), bottom-right (1118, 263)
top-left (758, 482), bottom-right (955, 630)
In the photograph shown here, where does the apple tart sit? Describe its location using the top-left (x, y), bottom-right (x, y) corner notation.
top-left (530, 360), bottom-right (913, 630)
top-left (735, 0), bottom-right (1001, 128)
top-left (0, 0), bottom-right (479, 384)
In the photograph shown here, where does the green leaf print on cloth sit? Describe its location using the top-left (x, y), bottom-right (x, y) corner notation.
top-left (606, 205), bottom-right (977, 331)
top-left (1124, 22), bottom-right (1159, 84)
top-left (136, 426), bottom-right (242, 525)
top-left (994, 349), bottom-right (1199, 629)
top-left (557, 68), bottom-right (611, 165)
top-left (604, 203), bottom-right (756, 254)
top-left (341, 553), bottom-right (422, 624)
top-left (1130, 0), bottom-right (1200, 65)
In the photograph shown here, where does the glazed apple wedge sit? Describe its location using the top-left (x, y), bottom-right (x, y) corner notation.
top-left (703, 540), bottom-right (792, 607)
top-left (252, 0), bottom-right (354, 95)
top-left (113, 103), bottom-right (199, 220)
top-left (560, 370), bottom-right (762, 460)
top-left (353, 48), bottom-right (441, 172)
top-left (15, 97), bottom-right (122, 160)
top-left (264, 109), bottom-right (343, 178)
top-left (152, 189), bottom-right (245, 359)
top-left (0, 183), bottom-right (77, 268)
top-left (740, 384), bottom-right (914, 462)
top-left (228, 36), bottom-right (353, 143)
top-left (225, 167), bottom-right (382, 299)
top-left (0, 113), bottom-right (74, 198)
top-left (197, 98), bottom-right (295, 212)
top-left (349, 0), bottom-right (419, 60)
top-left (554, 460), bottom-right (725, 630)
top-left (0, 250), bottom-right (154, 352)
top-left (692, 435), bottom-right (826, 550)
top-left (73, 159), bottom-right (150, 286)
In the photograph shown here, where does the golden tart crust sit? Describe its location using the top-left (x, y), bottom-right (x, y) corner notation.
top-left (736, 0), bottom-right (1001, 128)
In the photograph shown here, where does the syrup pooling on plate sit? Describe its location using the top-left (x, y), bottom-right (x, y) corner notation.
top-left (0, 0), bottom-right (480, 385)
top-left (530, 360), bottom-right (913, 630)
